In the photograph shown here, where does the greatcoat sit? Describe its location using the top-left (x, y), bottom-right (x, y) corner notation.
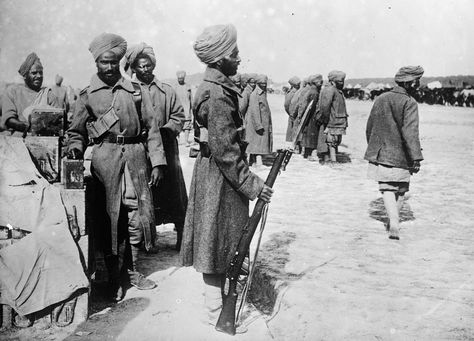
top-left (364, 86), bottom-right (423, 169)
top-left (181, 67), bottom-right (264, 274)
top-left (245, 86), bottom-right (273, 155)
top-left (67, 74), bottom-right (166, 254)
top-left (138, 76), bottom-right (188, 226)
top-left (284, 87), bottom-right (297, 142)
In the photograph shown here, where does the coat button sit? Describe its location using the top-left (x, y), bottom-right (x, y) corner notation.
top-left (122, 147), bottom-right (125, 152)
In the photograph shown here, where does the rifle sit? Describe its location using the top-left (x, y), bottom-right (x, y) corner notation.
top-left (215, 100), bottom-right (314, 335)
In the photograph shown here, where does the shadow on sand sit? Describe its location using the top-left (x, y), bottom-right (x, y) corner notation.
top-left (63, 297), bottom-right (150, 341)
top-left (368, 195), bottom-right (415, 227)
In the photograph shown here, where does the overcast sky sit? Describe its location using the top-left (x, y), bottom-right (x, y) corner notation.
top-left (1, 0), bottom-right (473, 87)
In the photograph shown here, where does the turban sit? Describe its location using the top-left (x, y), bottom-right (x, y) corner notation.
top-left (194, 24), bottom-right (237, 64)
top-left (328, 70), bottom-right (346, 82)
top-left (176, 70), bottom-right (186, 78)
top-left (124, 42), bottom-right (156, 73)
top-left (395, 65), bottom-right (424, 83)
top-left (18, 52), bottom-right (42, 77)
top-left (288, 76), bottom-right (300, 86)
top-left (256, 74), bottom-right (268, 83)
top-left (89, 33), bottom-right (127, 61)
top-left (308, 74), bottom-right (323, 84)
top-left (247, 73), bottom-right (257, 82)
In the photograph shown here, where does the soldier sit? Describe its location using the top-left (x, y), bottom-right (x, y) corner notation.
top-left (51, 74), bottom-right (70, 114)
top-left (1, 52), bottom-right (59, 135)
top-left (365, 66), bottom-right (424, 240)
top-left (239, 73), bottom-right (256, 118)
top-left (174, 70), bottom-right (193, 146)
top-left (246, 74), bottom-right (273, 167)
top-left (181, 24), bottom-right (273, 328)
top-left (288, 78), bottom-right (306, 153)
top-left (284, 76), bottom-right (300, 142)
top-left (66, 33), bottom-right (161, 302)
top-left (316, 70), bottom-right (348, 164)
top-left (124, 42), bottom-right (188, 251)
top-left (297, 74), bottom-right (323, 159)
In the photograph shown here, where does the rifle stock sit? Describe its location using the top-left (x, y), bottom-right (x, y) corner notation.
top-left (215, 100), bottom-right (314, 335)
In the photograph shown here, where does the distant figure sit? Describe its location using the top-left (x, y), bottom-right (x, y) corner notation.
top-left (316, 70), bottom-right (348, 164)
top-left (288, 78), bottom-right (306, 153)
top-left (365, 66), bottom-right (424, 240)
top-left (51, 74), bottom-right (70, 113)
top-left (246, 74), bottom-right (273, 167)
top-left (174, 70), bottom-right (193, 146)
top-left (1, 52), bottom-right (59, 135)
top-left (239, 73), bottom-right (256, 118)
top-left (284, 76), bottom-right (300, 142)
top-left (298, 74), bottom-right (323, 159)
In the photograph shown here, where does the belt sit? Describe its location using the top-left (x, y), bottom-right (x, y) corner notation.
top-left (92, 133), bottom-right (144, 145)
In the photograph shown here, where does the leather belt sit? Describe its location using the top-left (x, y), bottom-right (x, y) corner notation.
top-left (92, 133), bottom-right (143, 145)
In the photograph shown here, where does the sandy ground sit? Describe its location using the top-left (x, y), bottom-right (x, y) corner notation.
top-left (2, 96), bottom-right (474, 341)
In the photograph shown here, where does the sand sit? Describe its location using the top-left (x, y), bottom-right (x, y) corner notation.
top-left (2, 96), bottom-right (474, 341)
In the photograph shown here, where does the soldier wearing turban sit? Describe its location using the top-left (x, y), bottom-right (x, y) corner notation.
top-left (51, 74), bottom-right (69, 113)
top-left (316, 70), bottom-right (348, 164)
top-left (67, 33), bottom-right (163, 301)
top-left (284, 76), bottom-right (301, 142)
top-left (123, 43), bottom-right (188, 251)
top-left (1, 52), bottom-right (59, 134)
top-left (365, 66), bottom-right (424, 240)
top-left (174, 69), bottom-right (193, 146)
top-left (181, 24), bottom-right (273, 329)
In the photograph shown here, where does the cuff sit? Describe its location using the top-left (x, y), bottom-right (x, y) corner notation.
top-left (237, 173), bottom-right (265, 200)
top-left (149, 150), bottom-right (167, 168)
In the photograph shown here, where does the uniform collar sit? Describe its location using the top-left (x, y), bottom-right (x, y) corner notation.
top-left (391, 85), bottom-right (409, 96)
top-left (133, 75), bottom-right (166, 93)
top-left (257, 86), bottom-right (266, 95)
top-left (203, 67), bottom-right (241, 97)
top-left (89, 74), bottom-right (135, 93)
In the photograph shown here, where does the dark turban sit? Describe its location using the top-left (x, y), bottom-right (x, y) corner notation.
top-left (194, 24), bottom-right (237, 64)
top-left (18, 52), bottom-right (42, 77)
top-left (395, 65), bottom-right (424, 83)
top-left (176, 70), bottom-right (186, 78)
top-left (256, 74), bottom-right (268, 83)
top-left (89, 33), bottom-right (127, 61)
top-left (288, 76), bottom-right (300, 86)
top-left (328, 70), bottom-right (346, 82)
top-left (124, 42), bottom-right (156, 73)
top-left (247, 73), bottom-right (257, 82)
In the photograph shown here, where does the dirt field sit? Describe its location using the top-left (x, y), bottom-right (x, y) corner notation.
top-left (2, 95), bottom-right (474, 341)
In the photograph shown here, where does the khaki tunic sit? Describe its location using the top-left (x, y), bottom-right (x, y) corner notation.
top-left (181, 67), bottom-right (264, 274)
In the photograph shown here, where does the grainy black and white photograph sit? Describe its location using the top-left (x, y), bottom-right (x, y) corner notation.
top-left (1, 0), bottom-right (473, 340)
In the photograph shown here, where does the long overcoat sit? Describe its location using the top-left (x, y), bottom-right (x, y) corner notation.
top-left (139, 77), bottom-right (188, 226)
top-left (364, 86), bottom-right (424, 168)
top-left (181, 67), bottom-right (264, 274)
top-left (245, 87), bottom-right (273, 154)
top-left (284, 87), bottom-right (297, 142)
top-left (295, 85), bottom-right (319, 147)
top-left (67, 75), bottom-right (165, 254)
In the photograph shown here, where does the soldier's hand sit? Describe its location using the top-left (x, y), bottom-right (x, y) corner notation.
top-left (258, 185), bottom-right (274, 203)
top-left (409, 160), bottom-right (421, 174)
top-left (149, 166), bottom-right (165, 187)
top-left (67, 148), bottom-right (83, 160)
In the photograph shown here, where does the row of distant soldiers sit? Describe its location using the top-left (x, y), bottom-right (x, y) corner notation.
top-left (283, 71), bottom-right (349, 163)
top-left (229, 73), bottom-right (273, 167)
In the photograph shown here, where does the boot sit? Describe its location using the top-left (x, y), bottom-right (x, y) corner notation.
top-left (129, 245), bottom-right (156, 290)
